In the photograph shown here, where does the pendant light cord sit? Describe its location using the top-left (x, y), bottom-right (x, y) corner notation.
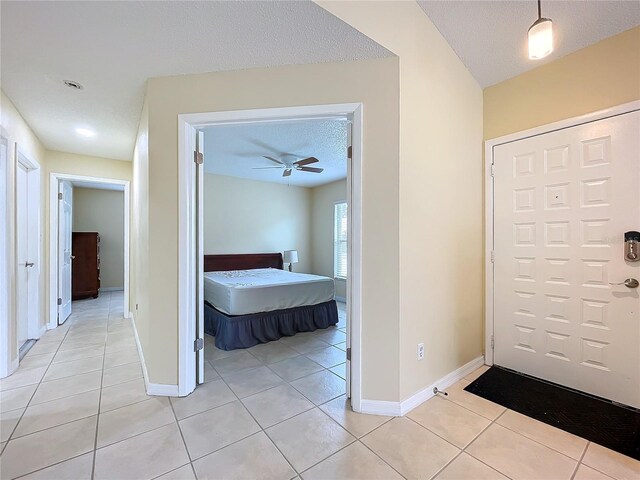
top-left (537, 0), bottom-right (542, 20)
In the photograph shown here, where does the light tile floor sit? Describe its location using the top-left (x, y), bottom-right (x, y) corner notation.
top-left (1, 295), bottom-right (639, 479)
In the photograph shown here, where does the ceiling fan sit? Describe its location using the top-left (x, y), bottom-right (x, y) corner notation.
top-left (252, 156), bottom-right (324, 177)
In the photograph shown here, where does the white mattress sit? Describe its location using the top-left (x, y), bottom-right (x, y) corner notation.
top-left (203, 268), bottom-right (335, 316)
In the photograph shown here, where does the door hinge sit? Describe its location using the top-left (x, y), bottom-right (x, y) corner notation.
top-left (58, 192), bottom-right (63, 200)
top-left (347, 145), bottom-right (352, 160)
top-left (346, 347), bottom-right (351, 361)
top-left (490, 164), bottom-right (495, 177)
top-left (194, 338), bottom-right (204, 352)
top-left (57, 297), bottom-right (62, 306)
top-left (193, 150), bottom-right (204, 165)
top-left (491, 335), bottom-right (495, 350)
top-left (490, 251), bottom-right (495, 263)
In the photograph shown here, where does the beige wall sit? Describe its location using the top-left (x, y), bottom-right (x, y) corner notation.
top-left (131, 93), bottom-right (150, 376)
top-left (484, 27), bottom-right (640, 140)
top-left (310, 179), bottom-right (347, 298)
top-left (203, 174), bottom-right (312, 273)
top-left (319, 1), bottom-right (484, 400)
top-left (140, 57), bottom-right (401, 395)
top-left (73, 188), bottom-right (125, 289)
top-left (1, 90), bottom-right (46, 370)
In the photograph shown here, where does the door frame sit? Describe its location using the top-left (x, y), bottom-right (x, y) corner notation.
top-left (177, 103), bottom-right (364, 411)
top-left (0, 134), bottom-right (11, 377)
top-left (48, 173), bottom-right (130, 329)
top-left (484, 100), bottom-right (640, 365)
top-left (16, 146), bottom-right (42, 344)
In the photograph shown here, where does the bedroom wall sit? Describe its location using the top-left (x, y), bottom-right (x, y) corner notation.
top-left (73, 188), bottom-right (125, 290)
top-left (484, 26), bottom-right (640, 140)
top-left (316, 1), bottom-right (484, 401)
top-left (202, 173), bottom-right (312, 273)
top-left (1, 89), bottom-right (47, 375)
top-left (142, 57), bottom-right (401, 399)
top-left (310, 179), bottom-right (347, 299)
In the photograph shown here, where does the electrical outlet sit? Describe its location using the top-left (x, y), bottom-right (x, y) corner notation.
top-left (417, 343), bottom-right (425, 361)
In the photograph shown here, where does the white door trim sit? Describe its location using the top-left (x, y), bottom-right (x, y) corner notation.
top-left (48, 173), bottom-right (130, 329)
top-left (16, 146), bottom-right (41, 342)
top-left (484, 100), bottom-right (640, 365)
top-left (177, 103), bottom-right (364, 411)
top-left (0, 134), bottom-right (11, 378)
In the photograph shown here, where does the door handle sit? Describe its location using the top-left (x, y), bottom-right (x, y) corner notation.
top-left (609, 278), bottom-right (639, 288)
top-left (25, 262), bottom-right (34, 268)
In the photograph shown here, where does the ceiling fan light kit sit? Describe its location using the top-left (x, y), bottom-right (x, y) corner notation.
top-left (254, 155), bottom-right (324, 178)
top-left (528, 0), bottom-right (554, 60)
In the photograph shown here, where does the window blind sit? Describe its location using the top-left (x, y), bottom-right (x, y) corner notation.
top-left (334, 202), bottom-right (348, 279)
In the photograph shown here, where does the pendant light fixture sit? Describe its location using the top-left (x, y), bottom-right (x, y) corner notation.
top-left (528, 0), bottom-right (553, 60)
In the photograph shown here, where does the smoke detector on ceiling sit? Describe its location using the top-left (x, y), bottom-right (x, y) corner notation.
top-left (63, 80), bottom-right (84, 90)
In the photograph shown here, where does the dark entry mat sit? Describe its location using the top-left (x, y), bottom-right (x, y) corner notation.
top-left (465, 366), bottom-right (640, 460)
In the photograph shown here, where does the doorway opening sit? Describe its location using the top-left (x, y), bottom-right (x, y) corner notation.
top-left (49, 174), bottom-right (130, 330)
top-left (177, 104), bottom-right (363, 413)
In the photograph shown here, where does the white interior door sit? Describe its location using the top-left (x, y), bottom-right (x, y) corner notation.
top-left (16, 163), bottom-right (29, 349)
top-left (493, 110), bottom-right (640, 408)
top-left (58, 180), bottom-right (73, 323)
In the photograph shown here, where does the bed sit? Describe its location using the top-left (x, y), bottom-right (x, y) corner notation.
top-left (203, 253), bottom-right (339, 350)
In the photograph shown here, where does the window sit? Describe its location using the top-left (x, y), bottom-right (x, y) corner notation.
top-left (334, 202), bottom-right (348, 279)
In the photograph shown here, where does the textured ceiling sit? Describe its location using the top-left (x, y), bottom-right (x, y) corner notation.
top-left (202, 119), bottom-right (348, 188)
top-left (418, 1), bottom-right (640, 87)
top-left (0, 1), bottom-right (391, 160)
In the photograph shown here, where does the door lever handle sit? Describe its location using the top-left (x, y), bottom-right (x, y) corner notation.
top-left (609, 278), bottom-right (639, 288)
top-left (25, 262), bottom-right (34, 268)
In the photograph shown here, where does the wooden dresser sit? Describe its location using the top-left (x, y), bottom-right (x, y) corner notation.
top-left (72, 232), bottom-right (100, 300)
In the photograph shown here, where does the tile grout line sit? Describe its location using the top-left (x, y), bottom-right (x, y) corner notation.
top-left (209, 358), bottom-right (301, 477)
top-left (91, 291), bottom-right (114, 479)
top-left (5, 293), bottom-right (113, 479)
top-left (167, 390), bottom-right (199, 479)
top-left (447, 379), bottom-right (604, 468)
top-left (570, 442), bottom-right (590, 480)
top-left (3, 306), bottom-right (76, 447)
top-left (421, 399), bottom-right (515, 480)
top-left (204, 337), bottom-right (408, 479)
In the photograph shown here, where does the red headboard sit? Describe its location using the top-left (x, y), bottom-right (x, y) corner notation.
top-left (203, 253), bottom-right (283, 272)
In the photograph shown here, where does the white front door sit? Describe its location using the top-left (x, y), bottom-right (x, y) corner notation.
top-left (58, 180), bottom-right (73, 323)
top-left (16, 163), bottom-right (29, 349)
top-left (493, 110), bottom-right (640, 408)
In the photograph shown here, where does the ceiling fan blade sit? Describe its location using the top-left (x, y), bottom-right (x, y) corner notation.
top-left (252, 166), bottom-right (284, 169)
top-left (294, 157), bottom-right (319, 167)
top-left (298, 167), bottom-right (324, 173)
top-left (283, 169), bottom-right (292, 177)
top-left (263, 155), bottom-right (284, 165)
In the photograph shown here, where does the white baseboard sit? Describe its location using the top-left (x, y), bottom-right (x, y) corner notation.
top-left (359, 355), bottom-right (486, 416)
top-left (0, 356), bottom-right (20, 379)
top-left (147, 383), bottom-right (180, 396)
top-left (359, 399), bottom-right (402, 416)
top-left (37, 324), bottom-right (48, 338)
top-left (100, 287), bottom-right (124, 292)
top-left (130, 311), bottom-right (180, 397)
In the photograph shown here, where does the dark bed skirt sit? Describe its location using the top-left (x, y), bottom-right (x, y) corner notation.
top-left (204, 300), bottom-right (339, 351)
